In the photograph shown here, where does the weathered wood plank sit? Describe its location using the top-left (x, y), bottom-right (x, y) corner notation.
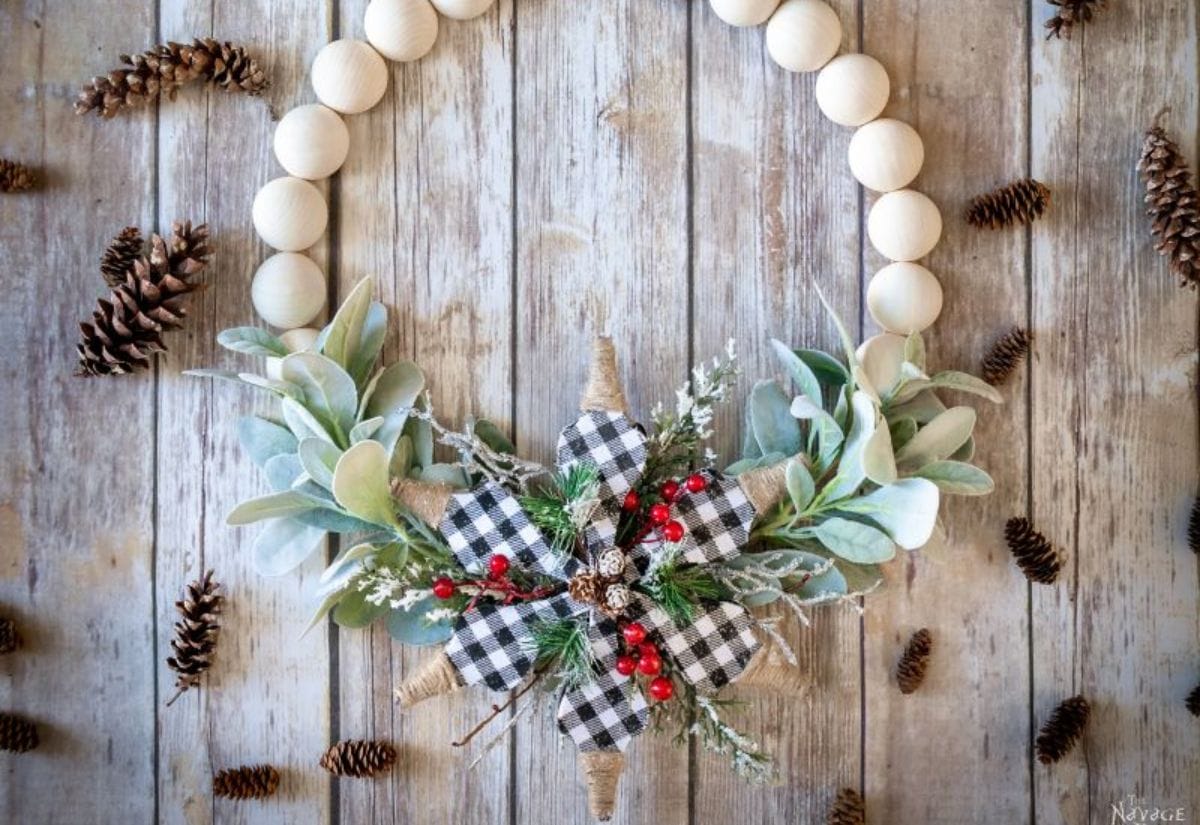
top-left (1030, 1), bottom-right (1200, 822)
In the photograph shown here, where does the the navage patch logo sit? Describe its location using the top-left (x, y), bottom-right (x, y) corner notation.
top-left (1110, 794), bottom-right (1188, 823)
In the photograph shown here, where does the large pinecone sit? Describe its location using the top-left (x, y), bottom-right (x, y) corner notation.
top-left (1004, 517), bottom-right (1063, 585)
top-left (896, 628), bottom-right (932, 695)
top-left (981, 328), bottom-right (1032, 385)
top-left (1036, 695), bottom-right (1090, 763)
top-left (967, 179), bottom-right (1052, 229)
top-left (213, 764), bottom-right (281, 800)
top-left (1187, 684), bottom-right (1200, 717)
top-left (319, 740), bottom-right (397, 778)
top-left (0, 158), bottom-right (36, 192)
top-left (1138, 125), bottom-right (1200, 288)
top-left (165, 569), bottom-right (223, 706)
top-left (76, 221), bottom-right (210, 377)
top-left (0, 618), bottom-right (21, 654)
top-left (76, 38), bottom-right (269, 118)
top-left (0, 713), bottom-right (39, 753)
top-left (100, 227), bottom-right (145, 288)
top-left (1045, 0), bottom-right (1107, 40)
top-left (827, 787), bottom-right (866, 825)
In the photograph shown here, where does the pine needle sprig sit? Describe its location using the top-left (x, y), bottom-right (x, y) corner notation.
top-left (896, 628), bottom-right (933, 694)
top-left (1138, 124), bottom-right (1200, 288)
top-left (640, 545), bottom-right (725, 624)
top-left (966, 179), bottom-right (1052, 229)
top-left (519, 464), bottom-right (600, 557)
top-left (649, 681), bottom-right (775, 783)
top-left (100, 226), bottom-right (145, 287)
top-left (526, 618), bottom-right (596, 690)
top-left (1036, 695), bottom-right (1090, 763)
top-left (213, 764), bottom-right (280, 800)
top-left (0, 158), bottom-right (36, 193)
top-left (1045, 0), bottom-right (1107, 40)
top-left (981, 327), bottom-right (1032, 386)
top-left (165, 569), bottom-right (223, 707)
top-left (1004, 517), bottom-right (1063, 585)
top-left (828, 787), bottom-right (866, 825)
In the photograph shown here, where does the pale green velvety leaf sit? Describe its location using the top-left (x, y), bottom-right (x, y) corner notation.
top-left (322, 276), bottom-right (375, 375)
top-left (217, 326), bottom-right (288, 358)
top-left (929, 370), bottom-right (1004, 404)
top-left (332, 588), bottom-right (389, 628)
top-left (886, 389), bottom-right (947, 425)
top-left (227, 490), bottom-right (325, 525)
top-left (822, 391), bottom-right (878, 501)
top-left (332, 440), bottom-right (399, 528)
top-left (365, 361), bottom-right (425, 454)
top-left (264, 453), bottom-right (305, 491)
top-left (839, 478), bottom-right (941, 549)
top-left (281, 397), bottom-right (335, 444)
top-left (348, 302), bottom-right (388, 387)
top-left (950, 436), bottom-right (975, 463)
top-left (237, 416), bottom-right (297, 468)
top-left (802, 548), bottom-right (885, 597)
top-left (406, 411), bottom-right (434, 469)
top-left (419, 463), bottom-right (469, 488)
top-left (789, 395), bottom-right (842, 472)
top-left (786, 459), bottom-right (815, 511)
top-left (350, 416), bottom-right (385, 444)
top-left (299, 438), bottom-right (342, 490)
top-left (862, 411), bottom-right (897, 485)
top-left (750, 380), bottom-right (802, 457)
top-left (321, 542), bottom-right (379, 585)
top-left (475, 419), bottom-right (516, 456)
top-left (253, 518), bottom-right (327, 576)
top-left (813, 517), bottom-right (896, 563)
top-left (895, 407), bottom-right (977, 472)
top-left (888, 417), bottom-right (918, 451)
top-left (903, 332), bottom-right (926, 372)
top-left (913, 460), bottom-right (994, 496)
top-left (770, 339), bottom-right (822, 405)
top-left (794, 348), bottom-right (850, 386)
top-left (390, 434), bottom-right (415, 479)
top-left (280, 353), bottom-right (359, 446)
top-left (387, 596), bottom-right (455, 646)
top-left (814, 283), bottom-right (858, 371)
top-left (184, 368), bottom-right (300, 400)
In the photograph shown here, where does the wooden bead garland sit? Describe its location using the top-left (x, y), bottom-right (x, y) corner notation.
top-left (273, 104), bottom-right (350, 180)
top-left (429, 0), bottom-right (495, 20)
top-left (252, 176), bottom-right (329, 251)
top-left (815, 54), bottom-right (890, 127)
top-left (252, 253), bottom-right (327, 329)
top-left (709, 0), bottom-right (781, 28)
top-left (867, 262), bottom-right (944, 334)
top-left (765, 0), bottom-right (841, 73)
top-left (867, 189), bottom-right (942, 262)
top-left (848, 118), bottom-right (924, 192)
top-left (311, 39), bottom-right (389, 114)
top-left (365, 0), bottom-right (439, 63)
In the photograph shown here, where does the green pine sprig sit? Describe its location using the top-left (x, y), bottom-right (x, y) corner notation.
top-left (640, 551), bottom-right (725, 624)
top-left (648, 679), bottom-right (775, 783)
top-left (526, 618), bottom-right (595, 690)
top-left (519, 464), bottom-right (600, 557)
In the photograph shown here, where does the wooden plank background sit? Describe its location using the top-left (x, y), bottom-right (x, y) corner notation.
top-left (1, 0), bottom-right (1197, 822)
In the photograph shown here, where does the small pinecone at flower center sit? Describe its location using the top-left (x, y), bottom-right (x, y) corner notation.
top-left (0, 713), bottom-right (39, 753)
top-left (1138, 125), bottom-right (1200, 289)
top-left (1187, 684), bottom-right (1200, 717)
top-left (319, 740), bottom-right (397, 778)
top-left (896, 628), bottom-right (933, 694)
top-left (100, 226), bottom-right (145, 287)
top-left (213, 764), bottom-right (281, 800)
top-left (1036, 695), bottom-right (1090, 763)
top-left (981, 327), bottom-right (1032, 386)
top-left (568, 570), bottom-right (603, 606)
top-left (0, 617), bottom-right (21, 654)
top-left (1004, 517), bottom-right (1063, 585)
top-left (827, 787), bottom-right (866, 825)
top-left (1045, 0), bottom-right (1107, 40)
top-left (967, 178), bottom-right (1052, 229)
top-left (0, 158), bottom-right (36, 192)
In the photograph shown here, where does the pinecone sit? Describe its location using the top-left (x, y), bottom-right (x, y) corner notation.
top-left (827, 787), bottom-right (866, 825)
top-left (568, 571), bottom-right (603, 606)
top-left (967, 179), bottom-right (1052, 229)
top-left (0, 713), bottom-right (39, 753)
top-left (1004, 517), bottom-right (1063, 585)
top-left (1187, 684), bottom-right (1200, 717)
top-left (1138, 125), bottom-right (1200, 288)
top-left (981, 327), bottom-right (1032, 385)
top-left (896, 628), bottom-right (932, 694)
top-left (0, 618), bottom-right (21, 654)
top-left (75, 38), bottom-right (269, 119)
top-left (1036, 695), bottom-right (1090, 763)
top-left (213, 764), bottom-right (280, 800)
top-left (1045, 0), bottom-right (1107, 39)
top-left (319, 740), bottom-right (397, 778)
top-left (100, 226), bottom-right (145, 288)
top-left (76, 221), bottom-right (211, 376)
top-left (0, 158), bottom-right (36, 192)
top-left (1188, 497), bottom-right (1200, 554)
top-left (165, 569), bottom-right (223, 707)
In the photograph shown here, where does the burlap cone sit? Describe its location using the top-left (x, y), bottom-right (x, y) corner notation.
top-left (391, 478), bottom-right (454, 528)
top-left (734, 631), bottom-right (810, 695)
top-left (578, 750), bottom-right (625, 821)
top-left (737, 453), bottom-right (812, 514)
top-left (394, 652), bottom-right (463, 708)
top-left (579, 337), bottom-right (628, 415)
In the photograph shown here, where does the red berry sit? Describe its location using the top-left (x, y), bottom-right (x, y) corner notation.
top-left (615, 655), bottom-right (638, 677)
top-left (662, 520), bottom-right (685, 543)
top-left (648, 676), bottom-right (675, 701)
top-left (660, 480), bottom-right (681, 501)
top-left (432, 577), bottom-right (456, 599)
top-left (487, 554), bottom-right (511, 578)
top-left (685, 473), bottom-right (707, 494)
top-left (622, 490), bottom-right (641, 512)
top-left (637, 652), bottom-right (662, 676)
top-left (621, 622), bottom-right (647, 646)
top-left (638, 641), bottom-right (658, 658)
top-left (648, 503), bottom-right (671, 525)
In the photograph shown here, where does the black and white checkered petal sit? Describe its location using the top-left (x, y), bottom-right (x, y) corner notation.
top-left (445, 592), bottom-right (586, 691)
top-left (555, 411), bottom-right (647, 503)
top-left (556, 617), bottom-right (648, 752)
top-left (440, 480), bottom-right (583, 582)
top-left (582, 508), bottom-right (619, 564)
top-left (670, 471), bottom-right (755, 565)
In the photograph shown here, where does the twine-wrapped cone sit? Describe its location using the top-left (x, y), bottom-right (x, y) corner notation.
top-left (578, 750), bottom-right (625, 821)
top-left (737, 454), bottom-right (811, 515)
top-left (735, 631), bottom-right (810, 695)
top-left (580, 337), bottom-right (628, 415)
top-left (391, 478), bottom-right (453, 528)
top-left (395, 652), bottom-right (463, 708)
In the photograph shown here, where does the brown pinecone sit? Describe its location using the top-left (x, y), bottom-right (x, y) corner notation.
top-left (319, 740), bottom-right (397, 778)
top-left (75, 38), bottom-right (269, 119)
top-left (967, 179), bottom-right (1052, 229)
top-left (1004, 517), bottom-right (1063, 585)
top-left (0, 713), bottom-right (39, 753)
top-left (981, 327), bottom-right (1032, 385)
top-left (1036, 695), bottom-right (1090, 763)
top-left (76, 220), bottom-right (211, 376)
top-left (1187, 684), bottom-right (1200, 717)
top-left (0, 618), bottom-right (21, 654)
top-left (165, 569), bottom-right (223, 707)
top-left (213, 764), bottom-right (280, 800)
top-left (568, 570), bottom-right (603, 606)
top-left (896, 628), bottom-right (932, 694)
top-left (1045, 0), bottom-right (1107, 39)
top-left (100, 226), bottom-right (145, 287)
top-left (827, 787), bottom-right (865, 825)
top-left (0, 158), bottom-right (36, 192)
top-left (1188, 497), bottom-right (1200, 554)
top-left (1138, 125), bottom-right (1200, 288)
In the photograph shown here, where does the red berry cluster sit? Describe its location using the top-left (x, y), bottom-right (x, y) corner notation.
top-left (432, 553), bottom-right (519, 602)
top-left (622, 473), bottom-right (707, 547)
top-left (614, 622), bottom-right (674, 701)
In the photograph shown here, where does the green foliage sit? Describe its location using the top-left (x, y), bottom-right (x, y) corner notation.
top-left (649, 680), bottom-right (775, 783)
top-left (526, 619), bottom-right (595, 689)
top-left (639, 547), bottom-right (725, 623)
top-left (519, 463), bottom-right (600, 557)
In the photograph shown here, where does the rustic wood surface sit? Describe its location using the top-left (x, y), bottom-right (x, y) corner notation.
top-left (1, 1), bottom-right (1197, 823)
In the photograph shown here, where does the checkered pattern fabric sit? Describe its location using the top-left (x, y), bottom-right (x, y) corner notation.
top-left (671, 471), bottom-right (756, 565)
top-left (556, 617), bottom-right (649, 752)
top-left (628, 594), bottom-right (760, 694)
top-left (556, 411), bottom-right (647, 501)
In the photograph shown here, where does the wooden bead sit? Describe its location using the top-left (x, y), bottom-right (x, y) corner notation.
top-left (266, 327), bottom-right (322, 380)
top-left (273, 105), bottom-right (350, 180)
top-left (867, 262), bottom-right (943, 334)
top-left (429, 0), bottom-right (494, 20)
top-left (855, 333), bottom-right (907, 395)
top-left (815, 54), bottom-right (889, 127)
top-left (252, 176), bottom-right (328, 251)
top-left (848, 118), bottom-right (924, 192)
top-left (709, 0), bottom-right (780, 27)
top-left (867, 189), bottom-right (942, 261)
top-left (365, 0), bottom-right (438, 63)
top-left (765, 0), bottom-right (841, 73)
top-left (311, 39), bottom-right (388, 114)
top-left (252, 253), bottom-right (327, 329)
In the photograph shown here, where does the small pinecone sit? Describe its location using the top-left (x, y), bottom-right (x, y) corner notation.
top-left (1045, 0), bottom-right (1107, 40)
top-left (981, 327), bottom-right (1032, 385)
top-left (1004, 517), bottom-right (1063, 585)
top-left (100, 226), bottom-right (145, 287)
top-left (1036, 695), bottom-right (1090, 763)
top-left (1187, 684), bottom-right (1200, 717)
top-left (1188, 497), bottom-right (1200, 554)
top-left (0, 158), bottom-right (36, 192)
top-left (967, 179), bottom-right (1052, 229)
top-left (319, 740), bottom-right (397, 778)
top-left (165, 569), bottom-right (223, 706)
top-left (896, 629), bottom-right (933, 694)
top-left (568, 571), bottom-right (603, 606)
top-left (213, 764), bottom-right (280, 800)
top-left (0, 713), bottom-right (39, 753)
top-left (75, 38), bottom-right (269, 118)
top-left (1138, 125), bottom-right (1200, 288)
top-left (827, 787), bottom-right (866, 825)
top-left (0, 618), bottom-right (21, 654)
top-left (76, 221), bottom-right (210, 376)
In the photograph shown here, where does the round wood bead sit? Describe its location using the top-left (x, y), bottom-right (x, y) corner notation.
top-left (855, 332), bottom-right (907, 395)
top-left (867, 262), bottom-right (943, 334)
top-left (252, 253), bottom-right (328, 329)
top-left (765, 0), bottom-right (841, 73)
top-left (365, 0), bottom-right (438, 63)
top-left (252, 176), bottom-right (329, 251)
top-left (273, 105), bottom-right (350, 180)
top-left (266, 327), bottom-right (322, 380)
top-left (311, 39), bottom-right (388, 114)
top-left (867, 189), bottom-right (942, 261)
top-left (815, 54), bottom-right (889, 127)
top-left (848, 118), bottom-right (924, 192)
top-left (709, 0), bottom-right (780, 27)
top-left (429, 0), bottom-right (494, 20)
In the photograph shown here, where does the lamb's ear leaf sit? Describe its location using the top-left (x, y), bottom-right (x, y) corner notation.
top-left (217, 327), bottom-right (289, 357)
top-left (237, 416), bottom-right (298, 468)
top-left (387, 596), bottom-right (455, 646)
top-left (812, 517), bottom-right (896, 564)
top-left (332, 440), bottom-right (400, 528)
top-left (750, 380), bottom-right (802, 457)
top-left (253, 518), bottom-right (327, 576)
top-left (322, 276), bottom-right (375, 375)
top-left (770, 339), bottom-right (822, 405)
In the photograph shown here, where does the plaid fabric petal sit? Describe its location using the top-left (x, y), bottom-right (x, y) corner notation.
top-left (440, 480), bottom-right (583, 581)
top-left (556, 411), bottom-right (647, 503)
top-left (445, 592), bottom-right (586, 691)
top-left (556, 617), bottom-right (649, 752)
top-left (581, 508), bottom-right (619, 563)
top-left (671, 471), bottom-right (755, 565)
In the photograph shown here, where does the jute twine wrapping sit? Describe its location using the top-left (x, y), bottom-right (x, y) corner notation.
top-left (579, 750), bottom-right (625, 821)
top-left (390, 478), bottom-right (453, 528)
top-left (579, 337), bottom-right (628, 415)
top-left (394, 652), bottom-right (462, 708)
top-left (735, 632), bottom-right (810, 695)
top-left (737, 453), bottom-right (813, 514)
